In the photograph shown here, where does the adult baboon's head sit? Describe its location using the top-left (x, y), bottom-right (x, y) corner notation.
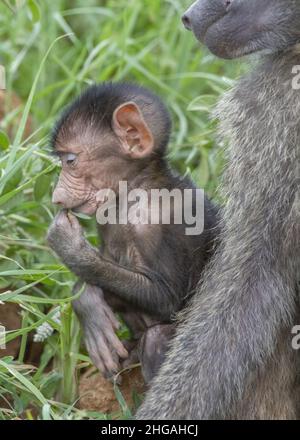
top-left (182, 0), bottom-right (300, 59)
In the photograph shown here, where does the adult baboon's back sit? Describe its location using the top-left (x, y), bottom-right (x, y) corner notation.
top-left (137, 0), bottom-right (300, 419)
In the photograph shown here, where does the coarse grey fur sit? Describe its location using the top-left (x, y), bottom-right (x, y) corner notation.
top-left (137, 0), bottom-right (300, 420)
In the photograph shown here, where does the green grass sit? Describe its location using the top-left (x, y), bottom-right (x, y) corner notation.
top-left (0, 0), bottom-right (242, 419)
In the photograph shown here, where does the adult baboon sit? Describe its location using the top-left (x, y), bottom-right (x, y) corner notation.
top-left (137, 0), bottom-right (300, 420)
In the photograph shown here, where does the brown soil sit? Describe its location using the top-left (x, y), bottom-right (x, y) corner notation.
top-left (79, 367), bottom-right (145, 416)
top-left (0, 302), bottom-right (22, 359)
top-left (0, 302), bottom-right (43, 414)
top-left (0, 302), bottom-right (43, 363)
top-left (0, 90), bottom-right (32, 137)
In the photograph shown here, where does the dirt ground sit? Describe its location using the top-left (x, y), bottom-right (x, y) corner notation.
top-left (0, 90), bottom-right (32, 138)
top-left (0, 302), bottom-right (43, 363)
top-left (79, 367), bottom-right (145, 415)
top-left (0, 302), bottom-right (22, 359)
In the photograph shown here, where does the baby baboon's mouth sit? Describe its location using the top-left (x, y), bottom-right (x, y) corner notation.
top-left (72, 201), bottom-right (95, 215)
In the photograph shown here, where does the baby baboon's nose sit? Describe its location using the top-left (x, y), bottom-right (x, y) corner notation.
top-left (52, 187), bottom-right (68, 206)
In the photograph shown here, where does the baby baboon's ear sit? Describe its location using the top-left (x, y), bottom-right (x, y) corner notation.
top-left (112, 101), bottom-right (154, 159)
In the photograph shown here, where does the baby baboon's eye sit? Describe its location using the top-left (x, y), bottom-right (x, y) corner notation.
top-left (65, 153), bottom-right (78, 167)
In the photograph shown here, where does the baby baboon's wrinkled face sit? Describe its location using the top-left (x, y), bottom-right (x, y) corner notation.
top-left (52, 136), bottom-right (117, 215)
top-left (51, 100), bottom-right (155, 215)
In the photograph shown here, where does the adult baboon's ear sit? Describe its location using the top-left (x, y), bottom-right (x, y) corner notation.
top-left (112, 102), bottom-right (154, 159)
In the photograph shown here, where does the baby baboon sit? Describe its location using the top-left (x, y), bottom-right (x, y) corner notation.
top-left (47, 83), bottom-right (218, 383)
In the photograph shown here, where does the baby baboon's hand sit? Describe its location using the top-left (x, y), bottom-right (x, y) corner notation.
top-left (47, 210), bottom-right (87, 261)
